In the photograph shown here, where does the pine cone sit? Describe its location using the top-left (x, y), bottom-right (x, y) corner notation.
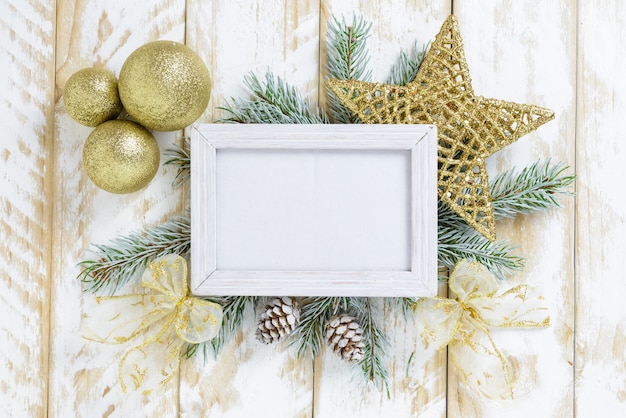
top-left (325, 314), bottom-right (365, 362)
top-left (255, 297), bottom-right (301, 344)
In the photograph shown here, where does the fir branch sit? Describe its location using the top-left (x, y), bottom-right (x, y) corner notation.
top-left (386, 41), bottom-right (429, 86)
top-left (182, 341), bottom-right (201, 359)
top-left (292, 297), bottom-right (389, 386)
top-left (325, 15), bottom-right (373, 123)
top-left (290, 297), bottom-right (349, 358)
top-left (490, 160), bottom-right (575, 220)
top-left (220, 71), bottom-right (328, 124)
top-left (164, 137), bottom-right (190, 187)
top-left (437, 218), bottom-right (524, 280)
top-left (387, 297), bottom-right (418, 318)
top-left (210, 296), bottom-right (257, 354)
top-left (184, 296), bottom-right (256, 359)
top-left (350, 297), bottom-right (390, 389)
top-left (77, 214), bottom-right (191, 294)
top-left (326, 15), bottom-right (372, 81)
top-left (436, 160), bottom-right (573, 278)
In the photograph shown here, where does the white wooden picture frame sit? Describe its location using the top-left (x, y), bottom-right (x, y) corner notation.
top-left (191, 124), bottom-right (437, 297)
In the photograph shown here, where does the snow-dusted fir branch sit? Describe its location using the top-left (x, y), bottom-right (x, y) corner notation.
top-left (490, 160), bottom-right (575, 220)
top-left (388, 297), bottom-right (419, 318)
top-left (326, 15), bottom-right (373, 81)
top-left (185, 296), bottom-right (257, 359)
top-left (209, 295), bottom-right (257, 354)
top-left (437, 160), bottom-right (574, 278)
top-left (325, 15), bottom-right (372, 123)
top-left (350, 297), bottom-right (390, 389)
top-left (164, 137), bottom-right (190, 187)
top-left (77, 214), bottom-right (190, 293)
top-left (290, 297), bottom-right (348, 358)
top-left (436, 200), bottom-right (524, 279)
top-left (386, 41), bottom-right (429, 86)
top-left (220, 71), bottom-right (328, 124)
top-left (288, 296), bottom-right (389, 387)
top-left (438, 221), bottom-right (524, 280)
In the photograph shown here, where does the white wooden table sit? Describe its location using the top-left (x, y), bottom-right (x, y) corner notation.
top-left (1, 0), bottom-right (624, 416)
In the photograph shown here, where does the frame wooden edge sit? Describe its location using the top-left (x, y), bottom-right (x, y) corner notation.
top-left (411, 126), bottom-right (438, 296)
top-left (191, 126), bottom-right (216, 291)
top-left (194, 123), bottom-right (434, 144)
top-left (194, 271), bottom-right (431, 297)
top-left (191, 123), bottom-right (438, 297)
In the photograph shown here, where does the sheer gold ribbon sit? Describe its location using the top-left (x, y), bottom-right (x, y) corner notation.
top-left (83, 254), bottom-right (223, 394)
top-left (414, 259), bottom-right (549, 399)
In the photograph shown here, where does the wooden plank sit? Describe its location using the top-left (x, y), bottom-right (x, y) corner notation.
top-left (181, 1), bottom-right (318, 417)
top-left (575, 0), bottom-right (626, 416)
top-left (187, 0), bottom-right (321, 123)
top-left (451, 1), bottom-right (576, 416)
top-left (314, 2), bottom-right (450, 417)
top-left (49, 1), bottom-right (186, 416)
top-left (0, 1), bottom-right (55, 416)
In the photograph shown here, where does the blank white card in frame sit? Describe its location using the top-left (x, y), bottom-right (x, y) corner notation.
top-left (216, 148), bottom-right (410, 271)
top-left (191, 124), bottom-right (437, 297)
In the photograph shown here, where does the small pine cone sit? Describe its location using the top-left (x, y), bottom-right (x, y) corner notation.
top-left (255, 297), bottom-right (301, 344)
top-left (325, 314), bottom-right (365, 362)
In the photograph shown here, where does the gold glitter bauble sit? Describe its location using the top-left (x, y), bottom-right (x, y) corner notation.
top-left (82, 120), bottom-right (160, 194)
top-left (64, 68), bottom-right (123, 127)
top-left (328, 15), bottom-right (554, 241)
top-left (118, 41), bottom-right (211, 131)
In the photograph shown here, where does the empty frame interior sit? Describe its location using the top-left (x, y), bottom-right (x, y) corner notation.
top-left (216, 149), bottom-right (411, 271)
top-left (191, 124), bottom-right (437, 297)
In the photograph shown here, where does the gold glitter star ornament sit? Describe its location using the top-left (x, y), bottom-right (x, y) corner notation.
top-left (328, 15), bottom-right (554, 240)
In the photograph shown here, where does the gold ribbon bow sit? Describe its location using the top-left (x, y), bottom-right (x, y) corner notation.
top-left (83, 254), bottom-right (223, 394)
top-left (414, 259), bottom-right (549, 399)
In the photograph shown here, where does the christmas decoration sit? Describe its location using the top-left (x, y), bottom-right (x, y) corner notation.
top-left (328, 15), bottom-right (555, 241)
top-left (118, 40), bottom-right (211, 131)
top-left (413, 259), bottom-right (550, 398)
top-left (255, 296), bottom-right (301, 344)
top-left (82, 119), bottom-right (160, 194)
top-left (325, 313), bottom-right (365, 362)
top-left (83, 255), bottom-right (222, 393)
top-left (77, 15), bottom-right (574, 393)
top-left (64, 68), bottom-right (123, 127)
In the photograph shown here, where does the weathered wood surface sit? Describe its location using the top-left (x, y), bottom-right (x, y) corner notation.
top-left (450, 1), bottom-right (577, 416)
top-left (0, 0), bottom-right (624, 416)
top-left (576, 0), bottom-right (626, 416)
top-left (0, 1), bottom-right (55, 417)
top-left (50, 1), bottom-right (186, 416)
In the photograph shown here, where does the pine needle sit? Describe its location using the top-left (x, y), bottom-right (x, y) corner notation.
top-left (389, 297), bottom-right (419, 318)
top-left (490, 160), bottom-right (575, 220)
top-left (289, 297), bottom-right (389, 389)
top-left (164, 137), bottom-right (190, 187)
top-left (77, 214), bottom-right (191, 294)
top-left (210, 295), bottom-right (256, 354)
top-left (184, 296), bottom-right (256, 359)
top-left (220, 71), bottom-right (328, 124)
top-left (437, 160), bottom-right (574, 279)
top-left (350, 297), bottom-right (390, 390)
top-left (386, 41), bottom-right (429, 86)
top-left (438, 221), bottom-right (524, 280)
top-left (289, 297), bottom-right (349, 358)
top-left (325, 15), bottom-right (373, 123)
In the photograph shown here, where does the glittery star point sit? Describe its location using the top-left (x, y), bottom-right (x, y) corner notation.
top-left (328, 15), bottom-right (554, 241)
